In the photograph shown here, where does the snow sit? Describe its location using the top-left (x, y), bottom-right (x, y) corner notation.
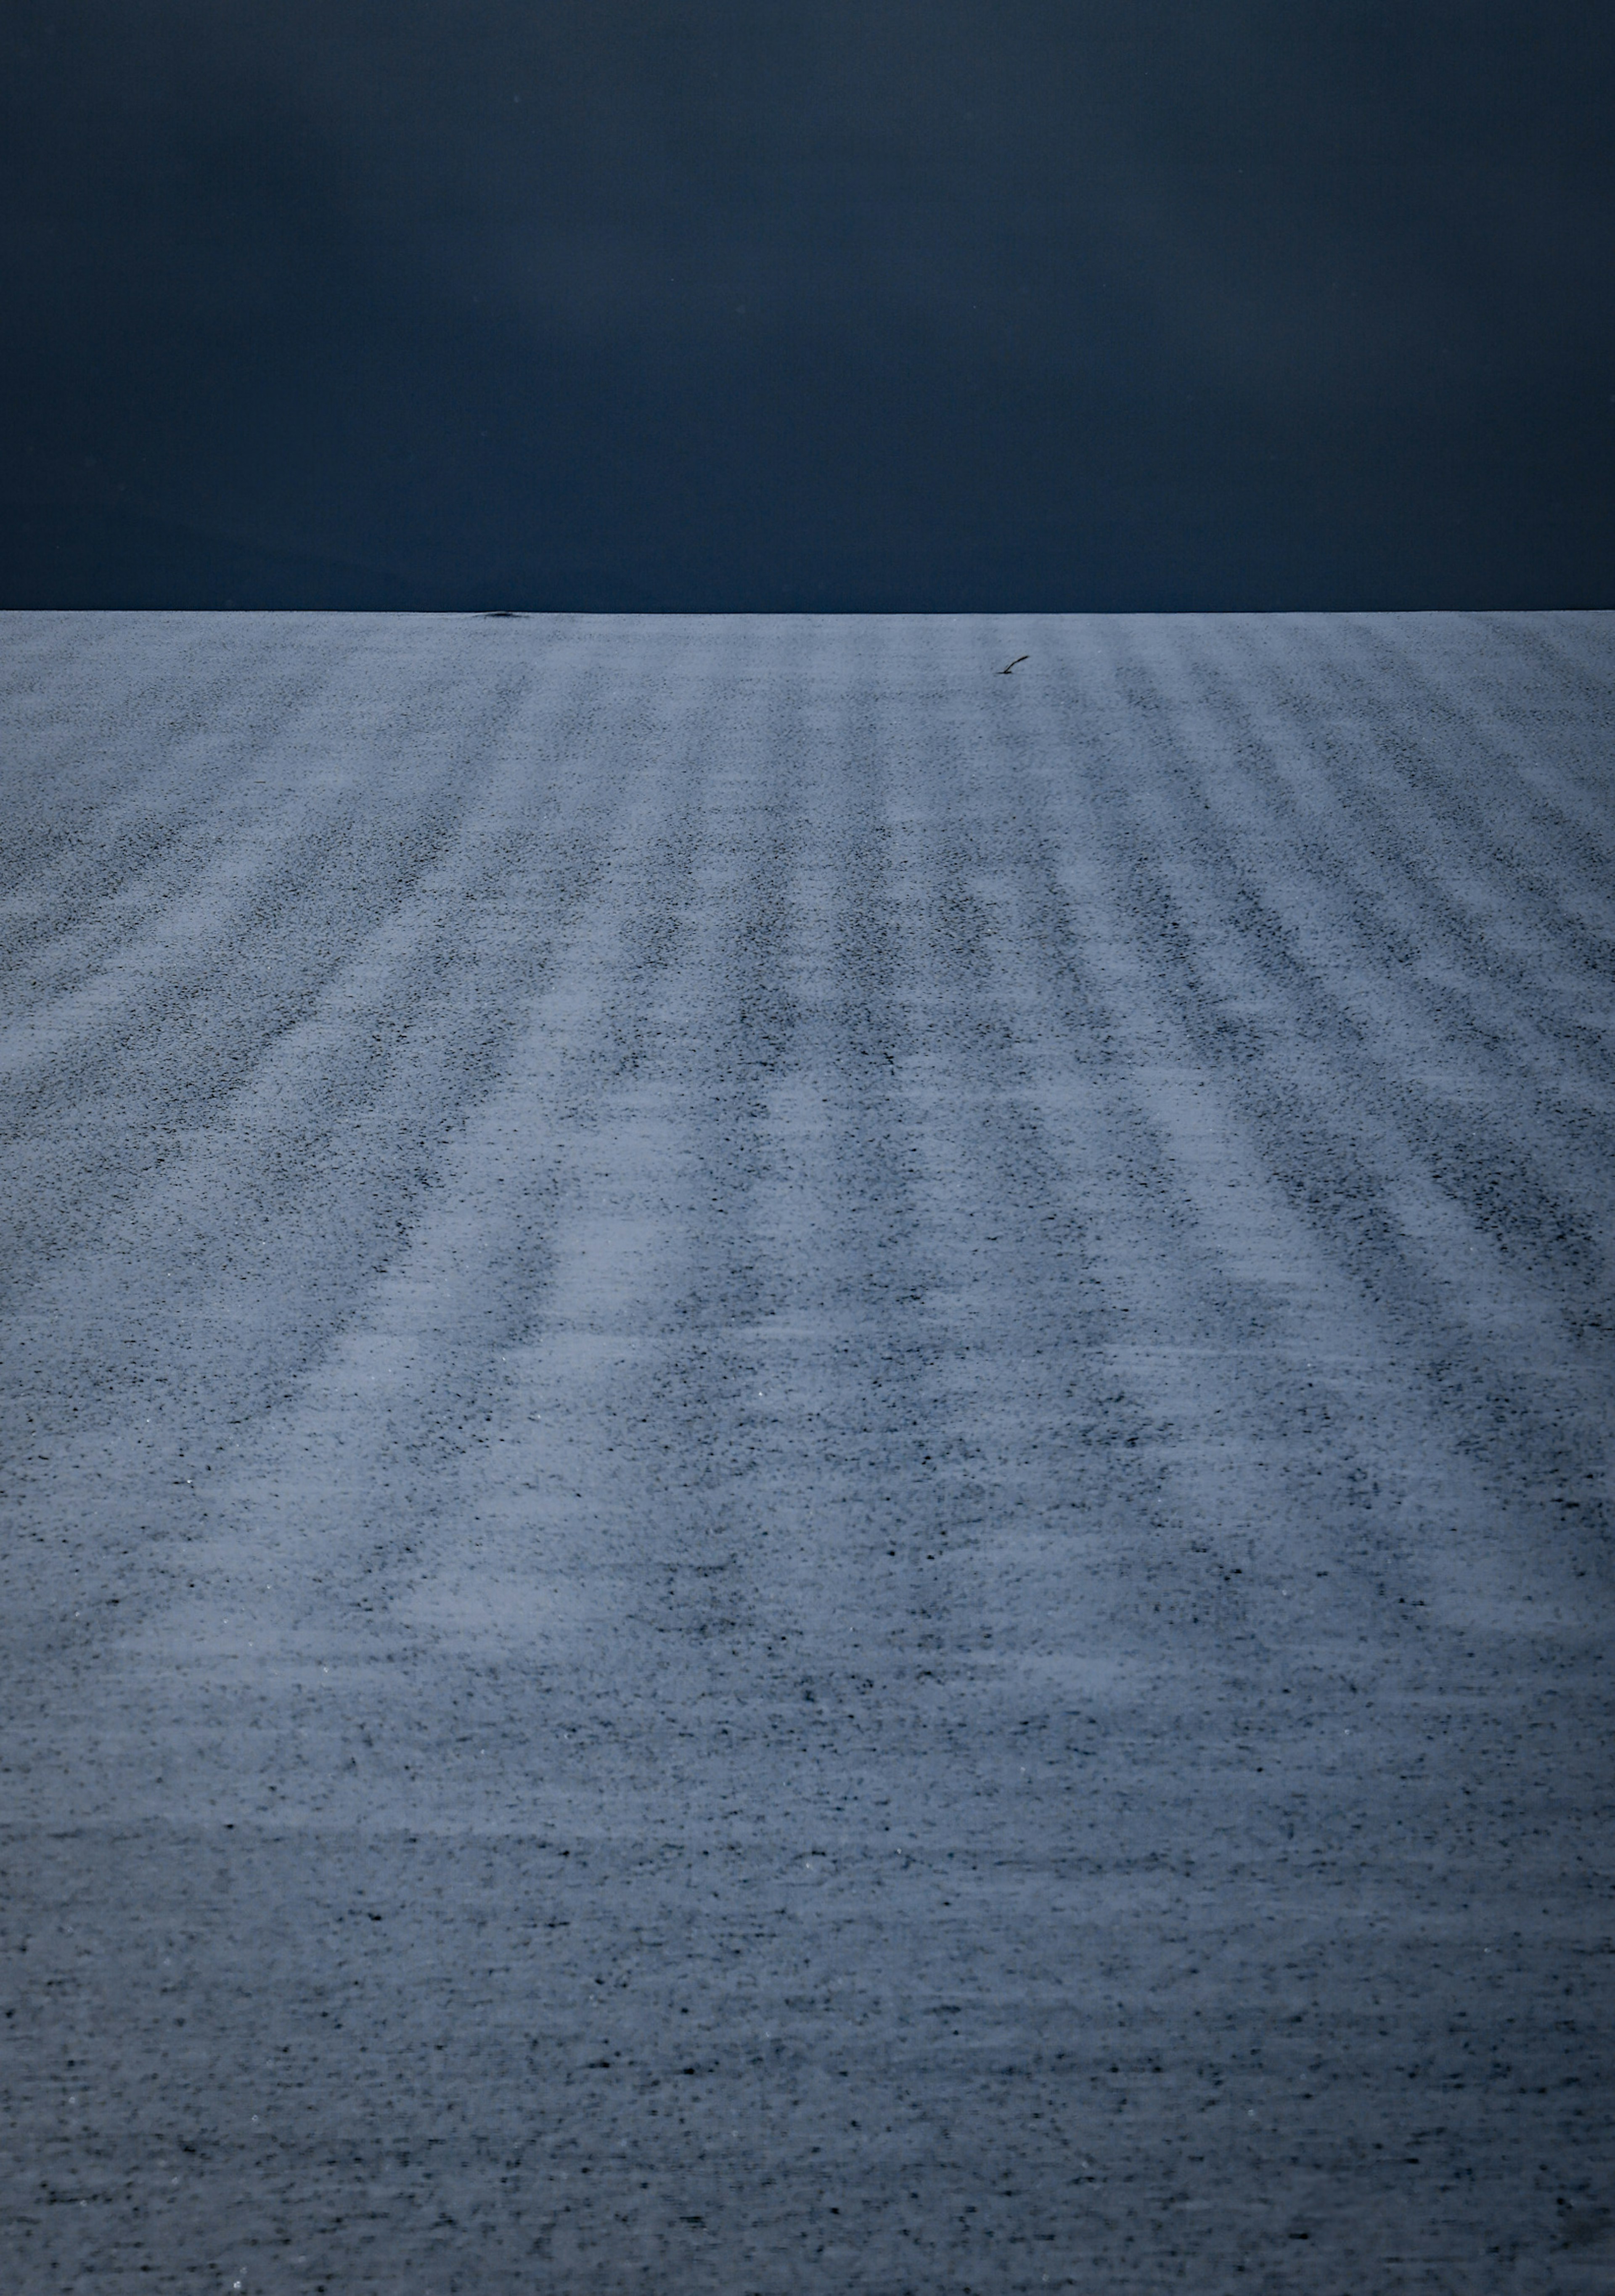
top-left (3, 608), bottom-right (1612, 2288)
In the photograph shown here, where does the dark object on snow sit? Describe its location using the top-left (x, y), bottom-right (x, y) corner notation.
top-left (482, 609), bottom-right (529, 619)
top-left (998, 654), bottom-right (1030, 673)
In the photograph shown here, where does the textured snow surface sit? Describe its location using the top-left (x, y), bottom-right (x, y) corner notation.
top-left (2, 609), bottom-right (1612, 2292)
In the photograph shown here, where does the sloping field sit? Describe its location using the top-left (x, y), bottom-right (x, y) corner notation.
top-left (2, 609), bottom-right (1612, 2293)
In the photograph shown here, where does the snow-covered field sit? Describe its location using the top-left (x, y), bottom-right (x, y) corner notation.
top-left (3, 610), bottom-right (1612, 2292)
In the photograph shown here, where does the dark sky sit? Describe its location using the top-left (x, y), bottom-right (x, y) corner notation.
top-left (4, 1), bottom-right (1612, 609)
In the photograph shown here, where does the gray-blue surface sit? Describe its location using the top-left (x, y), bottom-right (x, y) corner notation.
top-left (3, 611), bottom-right (1612, 2292)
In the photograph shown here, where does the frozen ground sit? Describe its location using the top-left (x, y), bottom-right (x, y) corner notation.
top-left (1, 609), bottom-right (1612, 2294)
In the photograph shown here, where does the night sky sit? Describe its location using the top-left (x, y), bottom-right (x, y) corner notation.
top-left (4, 2), bottom-right (1612, 611)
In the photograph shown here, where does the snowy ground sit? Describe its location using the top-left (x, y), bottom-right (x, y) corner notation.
top-left (2, 610), bottom-right (1612, 2293)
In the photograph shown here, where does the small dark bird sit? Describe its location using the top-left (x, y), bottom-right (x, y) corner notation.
top-left (998, 654), bottom-right (1030, 674)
